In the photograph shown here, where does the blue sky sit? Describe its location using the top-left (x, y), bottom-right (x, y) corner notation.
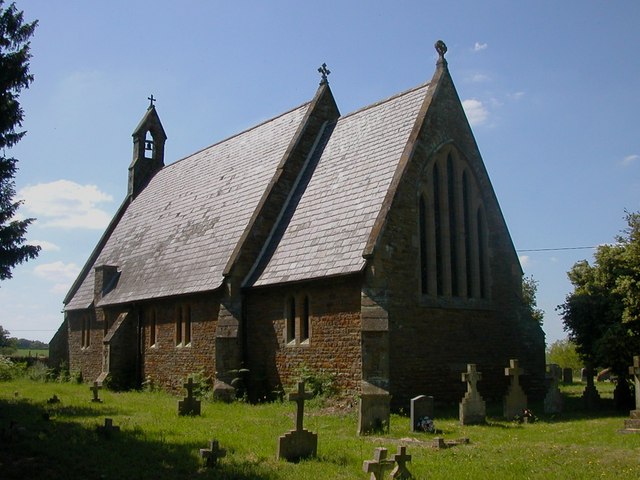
top-left (2, 0), bottom-right (638, 343)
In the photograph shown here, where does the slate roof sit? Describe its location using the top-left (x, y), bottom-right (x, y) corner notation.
top-left (66, 103), bottom-right (310, 309)
top-left (252, 83), bottom-right (430, 286)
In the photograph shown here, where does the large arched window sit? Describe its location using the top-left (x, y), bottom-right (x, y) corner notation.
top-left (418, 147), bottom-right (489, 300)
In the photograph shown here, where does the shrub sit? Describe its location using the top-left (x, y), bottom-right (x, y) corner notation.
top-left (295, 364), bottom-right (338, 398)
top-left (0, 355), bottom-right (19, 381)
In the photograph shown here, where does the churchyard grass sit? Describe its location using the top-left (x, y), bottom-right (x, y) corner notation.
top-left (1, 378), bottom-right (638, 479)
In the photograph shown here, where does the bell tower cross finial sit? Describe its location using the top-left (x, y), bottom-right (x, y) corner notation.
top-left (147, 94), bottom-right (156, 109)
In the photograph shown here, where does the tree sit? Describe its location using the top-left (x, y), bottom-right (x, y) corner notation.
top-left (522, 275), bottom-right (544, 326)
top-left (559, 211), bottom-right (640, 406)
top-left (0, 1), bottom-right (39, 281)
top-left (545, 338), bottom-right (582, 371)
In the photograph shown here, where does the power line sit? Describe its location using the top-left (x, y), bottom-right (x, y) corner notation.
top-left (517, 246), bottom-right (598, 253)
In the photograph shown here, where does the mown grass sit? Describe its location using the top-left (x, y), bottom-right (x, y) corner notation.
top-left (0, 379), bottom-right (638, 479)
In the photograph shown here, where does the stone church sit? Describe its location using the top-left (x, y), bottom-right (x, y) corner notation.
top-left (50, 42), bottom-right (545, 416)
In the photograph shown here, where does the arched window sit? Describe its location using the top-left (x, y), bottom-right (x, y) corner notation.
top-left (462, 171), bottom-right (473, 297)
top-left (301, 296), bottom-right (310, 342)
top-left (184, 305), bottom-right (192, 346)
top-left (447, 155), bottom-right (459, 296)
top-left (149, 309), bottom-right (157, 347)
top-left (286, 296), bottom-right (296, 343)
top-left (433, 163), bottom-right (444, 296)
top-left (419, 194), bottom-right (428, 294)
top-left (175, 306), bottom-right (183, 346)
top-left (477, 207), bottom-right (488, 299)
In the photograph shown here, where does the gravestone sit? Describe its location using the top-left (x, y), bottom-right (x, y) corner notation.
top-left (200, 439), bottom-right (226, 467)
top-left (90, 381), bottom-right (102, 403)
top-left (363, 447), bottom-right (395, 480)
top-left (358, 382), bottom-right (391, 434)
top-left (410, 395), bottom-right (434, 432)
top-left (562, 367), bottom-right (573, 384)
top-left (47, 394), bottom-right (60, 404)
top-left (503, 359), bottom-right (527, 418)
top-left (277, 381), bottom-right (317, 461)
top-left (390, 445), bottom-right (412, 480)
top-left (178, 377), bottom-right (201, 416)
top-left (459, 364), bottom-right (486, 425)
top-left (622, 355), bottom-right (640, 432)
top-left (581, 365), bottom-right (601, 410)
top-left (432, 437), bottom-right (470, 450)
top-left (96, 418), bottom-right (119, 437)
top-left (544, 363), bottom-right (563, 414)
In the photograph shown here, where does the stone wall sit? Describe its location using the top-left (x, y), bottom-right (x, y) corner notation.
top-left (48, 318), bottom-right (69, 370)
top-left (140, 294), bottom-right (219, 393)
top-left (66, 309), bottom-right (103, 383)
top-left (245, 276), bottom-right (362, 402)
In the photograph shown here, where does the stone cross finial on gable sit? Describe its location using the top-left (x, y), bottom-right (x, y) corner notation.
top-left (289, 381), bottom-right (313, 431)
top-left (318, 63), bottom-right (331, 85)
top-left (363, 447), bottom-right (395, 480)
top-left (147, 94), bottom-right (156, 109)
top-left (435, 40), bottom-right (448, 65)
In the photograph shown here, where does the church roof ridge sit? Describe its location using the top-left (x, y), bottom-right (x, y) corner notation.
top-left (338, 81), bottom-right (431, 122)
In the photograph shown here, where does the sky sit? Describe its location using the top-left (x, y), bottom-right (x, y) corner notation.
top-left (1, 0), bottom-right (638, 344)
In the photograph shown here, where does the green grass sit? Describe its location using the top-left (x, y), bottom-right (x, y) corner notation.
top-left (13, 348), bottom-right (48, 357)
top-left (1, 379), bottom-right (638, 479)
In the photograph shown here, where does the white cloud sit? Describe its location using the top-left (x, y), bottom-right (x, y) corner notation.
top-left (621, 154), bottom-right (639, 167)
top-left (462, 98), bottom-right (489, 126)
top-left (471, 73), bottom-right (490, 83)
top-left (519, 255), bottom-right (531, 268)
top-left (34, 261), bottom-right (81, 294)
top-left (508, 91), bottom-right (525, 100)
top-left (18, 180), bottom-right (114, 229)
top-left (28, 240), bottom-right (60, 252)
top-left (474, 42), bottom-right (488, 52)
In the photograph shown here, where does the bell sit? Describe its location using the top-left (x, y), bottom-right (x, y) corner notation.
top-left (145, 140), bottom-right (153, 151)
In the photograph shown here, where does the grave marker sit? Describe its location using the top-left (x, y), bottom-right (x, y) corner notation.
top-left (581, 365), bottom-right (601, 410)
top-left (563, 367), bottom-right (573, 384)
top-left (390, 445), bottom-right (412, 479)
top-left (503, 359), bottom-right (527, 418)
top-left (96, 418), bottom-right (119, 437)
top-left (363, 447), bottom-right (395, 480)
top-left (410, 395), bottom-right (434, 432)
top-left (622, 355), bottom-right (640, 433)
top-left (200, 439), bottom-right (226, 468)
top-left (277, 381), bottom-right (317, 461)
top-left (90, 381), bottom-right (102, 403)
top-left (544, 364), bottom-right (563, 414)
top-left (178, 377), bottom-right (201, 416)
top-left (459, 364), bottom-right (486, 425)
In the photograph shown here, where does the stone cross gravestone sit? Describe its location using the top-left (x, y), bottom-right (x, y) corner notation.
top-left (363, 447), bottom-right (395, 480)
top-left (390, 445), bottom-right (412, 480)
top-left (581, 365), bottom-right (601, 410)
top-left (544, 364), bottom-right (563, 414)
top-left (410, 395), bottom-right (434, 432)
top-left (178, 377), bottom-right (201, 416)
top-left (90, 381), bottom-right (102, 403)
top-left (623, 355), bottom-right (640, 432)
top-left (200, 439), bottom-right (226, 468)
top-left (277, 381), bottom-right (317, 461)
top-left (503, 359), bottom-right (527, 418)
top-left (459, 364), bottom-right (486, 425)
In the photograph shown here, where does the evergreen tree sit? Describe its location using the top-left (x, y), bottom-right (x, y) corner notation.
top-left (0, 1), bottom-right (39, 280)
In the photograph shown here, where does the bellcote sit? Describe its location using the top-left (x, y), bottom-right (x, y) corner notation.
top-left (128, 98), bottom-right (167, 199)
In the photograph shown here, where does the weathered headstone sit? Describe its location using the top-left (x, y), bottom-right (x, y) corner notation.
top-left (410, 395), bottom-right (434, 432)
top-left (178, 377), bottom-right (201, 416)
top-left (581, 365), bottom-right (601, 410)
top-left (90, 381), bottom-right (102, 403)
top-left (622, 355), bottom-right (640, 433)
top-left (503, 359), bottom-right (527, 419)
top-left (432, 437), bottom-right (470, 450)
top-left (47, 394), bottom-right (60, 404)
top-left (363, 447), bottom-right (395, 480)
top-left (459, 364), bottom-right (486, 425)
top-left (390, 445), bottom-right (412, 480)
top-left (562, 367), bottom-right (573, 384)
top-left (544, 363), bottom-right (563, 414)
top-left (277, 381), bottom-right (317, 461)
top-left (96, 418), bottom-right (119, 437)
top-left (200, 439), bottom-right (226, 468)
top-left (358, 382), bottom-right (391, 434)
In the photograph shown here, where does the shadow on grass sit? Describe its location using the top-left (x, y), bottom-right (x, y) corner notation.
top-left (0, 399), bottom-right (276, 480)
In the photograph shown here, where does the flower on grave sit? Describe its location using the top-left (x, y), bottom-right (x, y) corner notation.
top-left (514, 408), bottom-right (537, 424)
top-left (417, 416), bottom-right (436, 433)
